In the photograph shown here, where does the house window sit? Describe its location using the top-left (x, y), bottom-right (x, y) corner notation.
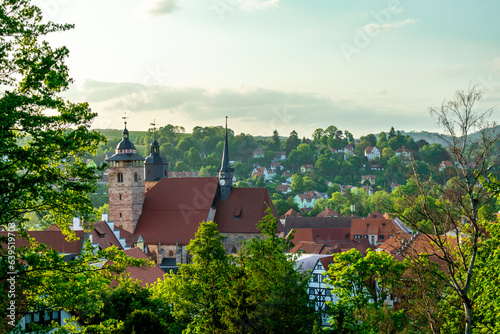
top-left (117, 173), bottom-right (123, 183)
top-left (119, 194), bottom-right (122, 200)
top-left (134, 172), bottom-right (138, 182)
top-left (363, 235), bottom-right (368, 238)
top-left (380, 235), bottom-right (384, 240)
top-left (354, 234), bottom-right (361, 239)
top-left (119, 213), bottom-right (122, 218)
top-left (312, 275), bottom-right (319, 283)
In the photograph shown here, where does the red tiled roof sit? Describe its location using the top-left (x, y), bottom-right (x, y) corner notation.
top-left (367, 211), bottom-right (384, 219)
top-left (365, 146), bottom-right (376, 154)
top-left (289, 228), bottom-right (351, 242)
top-left (0, 230), bottom-right (84, 254)
top-left (281, 208), bottom-right (301, 219)
top-left (90, 221), bottom-right (124, 251)
top-left (350, 218), bottom-right (400, 238)
top-left (289, 241), bottom-right (327, 254)
top-left (215, 187), bottom-right (284, 234)
top-left (276, 184), bottom-right (290, 192)
top-left (108, 248), bottom-right (165, 287)
top-left (297, 193), bottom-right (314, 201)
top-left (317, 208), bottom-right (340, 217)
top-left (134, 177), bottom-right (219, 245)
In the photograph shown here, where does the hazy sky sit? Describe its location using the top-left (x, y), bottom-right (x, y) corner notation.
top-left (39, 0), bottom-right (500, 138)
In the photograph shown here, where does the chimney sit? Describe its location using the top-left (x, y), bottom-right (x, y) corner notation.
top-left (72, 217), bottom-right (82, 231)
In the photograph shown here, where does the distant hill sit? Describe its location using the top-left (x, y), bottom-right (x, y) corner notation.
top-left (401, 125), bottom-right (499, 146)
top-left (97, 129), bottom-right (149, 142)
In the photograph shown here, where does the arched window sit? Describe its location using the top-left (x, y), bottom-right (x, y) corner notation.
top-left (117, 173), bottom-right (123, 183)
top-left (134, 172), bottom-right (138, 182)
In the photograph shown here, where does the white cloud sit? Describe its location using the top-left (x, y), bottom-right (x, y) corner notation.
top-left (136, 0), bottom-right (179, 18)
top-left (67, 80), bottom-right (433, 138)
top-left (361, 18), bottom-right (418, 33)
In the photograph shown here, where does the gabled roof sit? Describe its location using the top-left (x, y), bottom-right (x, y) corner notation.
top-left (290, 241), bottom-right (329, 255)
top-left (281, 208), bottom-right (301, 219)
top-left (109, 248), bottom-right (165, 287)
top-left (317, 208), bottom-right (340, 217)
top-left (365, 146), bottom-right (378, 154)
top-left (214, 187), bottom-right (284, 234)
top-left (295, 254), bottom-right (332, 272)
top-left (90, 221), bottom-right (124, 250)
top-left (134, 177), bottom-right (219, 245)
top-left (350, 218), bottom-right (399, 237)
top-left (276, 184), bottom-right (291, 192)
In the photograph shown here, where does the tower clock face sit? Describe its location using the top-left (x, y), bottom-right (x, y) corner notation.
top-left (220, 179), bottom-right (226, 186)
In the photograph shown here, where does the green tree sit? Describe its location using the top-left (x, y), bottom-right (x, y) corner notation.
top-left (285, 130), bottom-right (300, 153)
top-left (0, 0), bottom-right (105, 234)
top-left (396, 87), bottom-right (499, 334)
top-left (154, 215), bottom-right (317, 333)
top-left (325, 249), bottom-right (407, 333)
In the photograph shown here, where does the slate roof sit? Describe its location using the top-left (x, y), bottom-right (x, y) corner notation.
top-left (215, 187), bottom-right (284, 234)
top-left (284, 216), bottom-right (352, 234)
top-left (134, 177), bottom-right (219, 245)
top-left (295, 254), bottom-right (332, 272)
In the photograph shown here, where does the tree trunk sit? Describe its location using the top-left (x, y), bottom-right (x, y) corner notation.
top-left (464, 298), bottom-right (473, 334)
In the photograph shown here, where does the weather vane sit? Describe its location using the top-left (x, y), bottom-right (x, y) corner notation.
top-left (150, 119), bottom-right (157, 136)
top-left (122, 112), bottom-right (129, 128)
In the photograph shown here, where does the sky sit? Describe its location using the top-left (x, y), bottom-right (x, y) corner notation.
top-left (37, 0), bottom-right (500, 138)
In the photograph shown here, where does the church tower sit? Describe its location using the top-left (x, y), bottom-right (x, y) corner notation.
top-left (106, 121), bottom-right (145, 234)
top-left (218, 117), bottom-right (234, 201)
top-left (144, 122), bottom-right (169, 182)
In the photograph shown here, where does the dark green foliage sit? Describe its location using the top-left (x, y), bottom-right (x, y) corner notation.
top-left (155, 213), bottom-right (318, 333)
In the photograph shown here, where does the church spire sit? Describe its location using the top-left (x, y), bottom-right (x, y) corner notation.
top-left (218, 117), bottom-right (234, 201)
top-left (220, 116), bottom-right (231, 173)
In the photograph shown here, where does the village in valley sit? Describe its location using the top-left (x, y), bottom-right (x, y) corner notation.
top-left (2, 0), bottom-right (500, 333)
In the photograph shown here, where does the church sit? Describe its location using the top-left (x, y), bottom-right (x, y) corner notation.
top-left (105, 119), bottom-right (284, 268)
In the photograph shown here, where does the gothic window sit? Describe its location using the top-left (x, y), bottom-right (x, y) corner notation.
top-left (117, 173), bottom-right (123, 183)
top-left (134, 172), bottom-right (138, 182)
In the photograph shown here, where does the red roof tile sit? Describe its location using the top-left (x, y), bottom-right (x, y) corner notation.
top-left (215, 187), bottom-right (284, 234)
top-left (0, 230), bottom-right (84, 254)
top-left (90, 221), bottom-right (124, 251)
top-left (134, 177), bottom-right (219, 245)
top-left (317, 208), bottom-right (340, 217)
top-left (289, 228), bottom-right (351, 242)
top-left (109, 248), bottom-right (165, 287)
